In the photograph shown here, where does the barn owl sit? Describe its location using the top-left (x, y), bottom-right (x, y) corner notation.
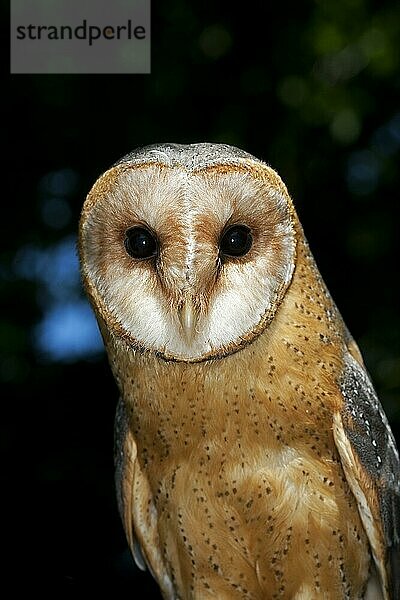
top-left (79, 143), bottom-right (399, 599)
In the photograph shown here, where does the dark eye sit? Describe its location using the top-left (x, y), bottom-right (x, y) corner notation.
top-left (124, 226), bottom-right (158, 260)
top-left (220, 225), bottom-right (253, 258)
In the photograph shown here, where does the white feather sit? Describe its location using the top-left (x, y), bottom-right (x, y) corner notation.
top-left (82, 163), bottom-right (296, 361)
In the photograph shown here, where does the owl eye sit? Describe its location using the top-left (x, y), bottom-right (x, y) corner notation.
top-left (220, 225), bottom-right (253, 258)
top-left (124, 226), bottom-right (158, 260)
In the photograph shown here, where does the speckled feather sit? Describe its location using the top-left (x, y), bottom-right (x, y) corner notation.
top-left (335, 354), bottom-right (400, 599)
top-left (79, 144), bottom-right (400, 600)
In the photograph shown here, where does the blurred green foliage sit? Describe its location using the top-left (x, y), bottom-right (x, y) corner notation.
top-left (5, 0), bottom-right (399, 594)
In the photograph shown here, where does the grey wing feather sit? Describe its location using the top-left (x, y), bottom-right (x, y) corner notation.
top-left (337, 353), bottom-right (400, 599)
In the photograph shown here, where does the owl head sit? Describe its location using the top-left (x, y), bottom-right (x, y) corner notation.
top-left (79, 143), bottom-right (297, 362)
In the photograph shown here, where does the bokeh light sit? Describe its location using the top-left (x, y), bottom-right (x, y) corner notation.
top-left (13, 235), bottom-right (103, 361)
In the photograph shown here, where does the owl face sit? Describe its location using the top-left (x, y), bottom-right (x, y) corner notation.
top-left (79, 144), bottom-right (297, 361)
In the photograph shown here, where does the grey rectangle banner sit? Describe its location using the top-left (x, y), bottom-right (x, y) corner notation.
top-left (11, 0), bottom-right (151, 74)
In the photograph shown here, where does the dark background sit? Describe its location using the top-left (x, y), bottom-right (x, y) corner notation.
top-left (6, 0), bottom-right (399, 595)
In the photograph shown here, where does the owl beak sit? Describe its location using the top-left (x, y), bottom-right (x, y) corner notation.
top-left (178, 299), bottom-right (198, 341)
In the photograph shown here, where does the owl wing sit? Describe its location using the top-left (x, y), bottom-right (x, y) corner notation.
top-left (333, 352), bottom-right (400, 600)
top-left (114, 398), bottom-right (145, 570)
top-left (114, 399), bottom-right (174, 596)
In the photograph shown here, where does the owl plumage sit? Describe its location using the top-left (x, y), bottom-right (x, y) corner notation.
top-left (79, 143), bottom-right (399, 599)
